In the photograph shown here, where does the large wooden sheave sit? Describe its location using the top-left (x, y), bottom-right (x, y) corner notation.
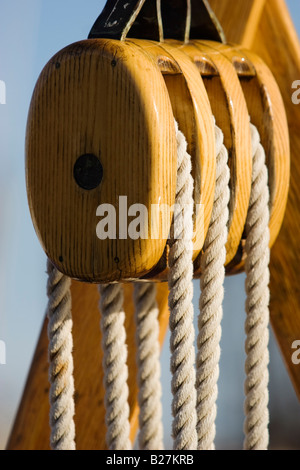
top-left (7, 0), bottom-right (300, 450)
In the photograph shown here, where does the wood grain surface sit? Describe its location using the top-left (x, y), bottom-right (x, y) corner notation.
top-left (250, 0), bottom-right (300, 399)
top-left (205, 42), bottom-right (290, 270)
top-left (26, 39), bottom-right (176, 283)
top-left (9, 0), bottom-right (300, 450)
top-left (209, 0), bottom-right (267, 47)
top-left (180, 40), bottom-right (252, 268)
top-left (129, 39), bottom-right (216, 264)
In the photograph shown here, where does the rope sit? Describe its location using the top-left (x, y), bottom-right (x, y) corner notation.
top-left (168, 121), bottom-right (197, 450)
top-left (134, 283), bottom-right (164, 450)
top-left (243, 123), bottom-right (270, 450)
top-left (45, 118), bottom-right (270, 451)
top-left (99, 283), bottom-right (132, 450)
top-left (46, 259), bottom-right (76, 450)
top-left (196, 124), bottom-right (230, 450)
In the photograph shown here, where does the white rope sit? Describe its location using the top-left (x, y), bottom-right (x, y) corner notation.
top-left (243, 123), bottom-right (270, 450)
top-left (168, 121), bottom-right (197, 450)
top-left (99, 283), bottom-right (132, 450)
top-left (46, 259), bottom-right (76, 450)
top-left (44, 121), bottom-right (270, 452)
top-left (134, 283), bottom-right (164, 450)
top-left (196, 123), bottom-right (230, 450)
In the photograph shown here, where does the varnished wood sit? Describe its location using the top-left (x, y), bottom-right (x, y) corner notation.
top-left (209, 0), bottom-right (267, 47)
top-left (207, 0), bottom-right (299, 397)
top-left (7, 282), bottom-right (170, 450)
top-left (249, 0), bottom-right (300, 400)
top-left (180, 41), bottom-right (252, 268)
top-left (205, 42), bottom-right (290, 273)
top-left (129, 39), bottom-right (216, 264)
top-left (158, 42), bottom-right (216, 256)
top-left (237, 46), bottom-right (290, 248)
top-left (220, 44), bottom-right (290, 249)
top-left (9, 0), bottom-right (300, 450)
top-left (26, 39), bottom-right (176, 283)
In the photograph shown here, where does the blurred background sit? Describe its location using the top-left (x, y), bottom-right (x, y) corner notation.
top-left (0, 0), bottom-right (300, 450)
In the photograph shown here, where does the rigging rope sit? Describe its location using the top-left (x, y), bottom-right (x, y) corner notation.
top-left (243, 123), bottom-right (270, 450)
top-left (99, 283), bottom-right (132, 450)
top-left (45, 120), bottom-right (270, 452)
top-left (46, 259), bottom-right (76, 450)
top-left (134, 283), bottom-right (164, 450)
top-left (168, 120), bottom-right (198, 450)
top-left (196, 123), bottom-right (230, 450)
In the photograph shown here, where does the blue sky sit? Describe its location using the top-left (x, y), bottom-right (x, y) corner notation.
top-left (0, 0), bottom-right (300, 450)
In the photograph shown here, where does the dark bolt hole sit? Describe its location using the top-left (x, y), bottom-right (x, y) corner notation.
top-left (73, 154), bottom-right (103, 190)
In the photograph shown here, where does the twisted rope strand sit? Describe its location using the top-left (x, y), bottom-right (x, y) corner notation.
top-left (168, 121), bottom-right (197, 451)
top-left (46, 259), bottom-right (76, 450)
top-left (196, 124), bottom-right (230, 450)
top-left (99, 283), bottom-right (132, 450)
top-left (134, 282), bottom-right (164, 450)
top-left (243, 124), bottom-right (270, 450)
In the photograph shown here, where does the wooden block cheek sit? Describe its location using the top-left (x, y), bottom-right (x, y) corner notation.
top-left (158, 42), bottom-right (216, 258)
top-left (128, 39), bottom-right (216, 272)
top-left (26, 39), bottom-right (177, 283)
top-left (237, 47), bottom-right (290, 248)
top-left (201, 42), bottom-right (290, 274)
top-left (204, 42), bottom-right (290, 249)
top-left (182, 40), bottom-right (253, 271)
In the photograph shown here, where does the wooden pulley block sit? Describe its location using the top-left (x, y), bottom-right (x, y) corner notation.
top-left (9, 1), bottom-right (300, 450)
top-left (26, 38), bottom-right (177, 283)
top-left (26, 0), bottom-right (224, 284)
top-left (170, 39), bottom-right (289, 275)
top-left (26, 0), bottom-right (290, 284)
top-left (199, 41), bottom-right (290, 273)
top-left (176, 40), bottom-right (253, 271)
top-left (128, 39), bottom-right (216, 280)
